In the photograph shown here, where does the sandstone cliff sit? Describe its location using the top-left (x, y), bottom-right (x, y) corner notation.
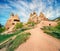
top-left (28, 12), bottom-right (38, 23)
top-left (38, 12), bottom-right (48, 21)
top-left (28, 12), bottom-right (48, 23)
top-left (5, 13), bottom-right (20, 30)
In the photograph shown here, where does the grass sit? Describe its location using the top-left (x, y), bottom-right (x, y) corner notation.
top-left (0, 34), bottom-right (15, 43)
top-left (0, 39), bottom-right (13, 49)
top-left (0, 26), bottom-right (31, 50)
top-left (7, 32), bottom-right (31, 51)
top-left (0, 28), bottom-right (26, 44)
top-left (41, 26), bottom-right (60, 39)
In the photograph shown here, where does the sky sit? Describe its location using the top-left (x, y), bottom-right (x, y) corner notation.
top-left (0, 0), bottom-right (60, 25)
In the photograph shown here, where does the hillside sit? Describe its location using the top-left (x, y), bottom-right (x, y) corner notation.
top-left (15, 21), bottom-right (60, 51)
top-left (0, 12), bottom-right (60, 51)
top-left (53, 17), bottom-right (60, 22)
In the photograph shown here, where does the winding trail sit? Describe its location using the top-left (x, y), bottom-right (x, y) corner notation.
top-left (15, 21), bottom-right (60, 51)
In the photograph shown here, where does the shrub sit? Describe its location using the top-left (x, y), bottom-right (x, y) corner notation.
top-left (27, 21), bottom-right (35, 26)
top-left (55, 22), bottom-right (60, 29)
top-left (0, 27), bottom-right (5, 33)
top-left (0, 34), bottom-right (15, 43)
top-left (14, 22), bottom-right (23, 30)
top-left (42, 23), bottom-right (60, 39)
top-left (7, 32), bottom-right (31, 51)
top-left (0, 39), bottom-right (13, 49)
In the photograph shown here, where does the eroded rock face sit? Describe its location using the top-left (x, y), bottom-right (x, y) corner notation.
top-left (28, 12), bottom-right (38, 23)
top-left (28, 12), bottom-right (48, 23)
top-left (38, 12), bottom-right (48, 21)
top-left (5, 13), bottom-right (20, 30)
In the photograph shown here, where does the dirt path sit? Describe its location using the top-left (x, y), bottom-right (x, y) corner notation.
top-left (15, 21), bottom-right (60, 51)
top-left (15, 26), bottom-right (60, 51)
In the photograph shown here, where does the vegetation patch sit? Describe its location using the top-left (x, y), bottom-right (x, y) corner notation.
top-left (41, 22), bottom-right (60, 39)
top-left (0, 24), bottom-right (5, 33)
top-left (27, 21), bottom-right (36, 27)
top-left (0, 39), bottom-right (13, 49)
top-left (7, 32), bottom-right (31, 51)
top-left (14, 22), bottom-right (23, 30)
top-left (0, 34), bottom-right (15, 43)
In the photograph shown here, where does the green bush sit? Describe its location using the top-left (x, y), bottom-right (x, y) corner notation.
top-left (7, 32), bottom-right (31, 51)
top-left (44, 30), bottom-right (60, 39)
top-left (0, 27), bottom-right (5, 33)
top-left (55, 22), bottom-right (60, 29)
top-left (27, 21), bottom-right (35, 26)
top-left (14, 22), bottom-right (23, 30)
top-left (0, 24), bottom-right (5, 33)
top-left (42, 22), bottom-right (60, 39)
top-left (0, 27), bottom-right (28, 44)
top-left (0, 34), bottom-right (15, 43)
top-left (0, 39), bottom-right (13, 49)
top-left (0, 29), bottom-right (24, 49)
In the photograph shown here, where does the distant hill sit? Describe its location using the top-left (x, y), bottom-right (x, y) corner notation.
top-left (53, 17), bottom-right (60, 22)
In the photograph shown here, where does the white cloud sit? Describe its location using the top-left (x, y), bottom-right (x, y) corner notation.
top-left (0, 0), bottom-right (60, 22)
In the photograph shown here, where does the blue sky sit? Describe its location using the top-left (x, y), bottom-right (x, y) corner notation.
top-left (0, 0), bottom-right (60, 25)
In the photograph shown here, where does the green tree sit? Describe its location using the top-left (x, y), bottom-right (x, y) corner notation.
top-left (0, 24), bottom-right (5, 33)
top-left (0, 23), bottom-right (3, 28)
top-left (55, 22), bottom-right (60, 29)
top-left (15, 22), bottom-right (23, 29)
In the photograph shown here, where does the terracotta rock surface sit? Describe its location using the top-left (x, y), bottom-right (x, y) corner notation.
top-left (28, 12), bottom-right (48, 23)
top-left (38, 12), bottom-right (48, 21)
top-left (5, 13), bottom-right (20, 30)
top-left (28, 12), bottom-right (38, 23)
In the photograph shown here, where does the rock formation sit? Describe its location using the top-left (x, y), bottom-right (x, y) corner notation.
top-left (28, 12), bottom-right (38, 23)
top-left (38, 12), bottom-right (48, 21)
top-left (5, 13), bottom-right (20, 30)
top-left (28, 12), bottom-right (48, 23)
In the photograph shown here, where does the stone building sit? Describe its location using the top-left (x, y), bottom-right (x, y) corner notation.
top-left (5, 13), bottom-right (20, 30)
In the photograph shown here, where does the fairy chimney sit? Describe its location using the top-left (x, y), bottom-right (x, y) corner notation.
top-left (38, 12), bottom-right (48, 21)
top-left (28, 12), bottom-right (38, 23)
top-left (5, 13), bottom-right (20, 30)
